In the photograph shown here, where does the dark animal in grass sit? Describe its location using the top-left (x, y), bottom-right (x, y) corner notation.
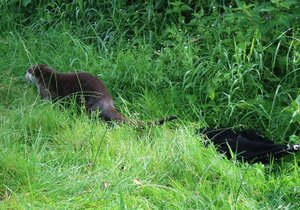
top-left (25, 64), bottom-right (177, 125)
top-left (199, 128), bottom-right (300, 163)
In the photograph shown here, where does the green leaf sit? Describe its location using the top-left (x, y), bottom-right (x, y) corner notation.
top-left (22, 0), bottom-right (31, 6)
top-left (208, 88), bottom-right (215, 101)
top-left (295, 95), bottom-right (300, 107)
top-left (181, 4), bottom-right (193, 11)
top-left (280, 0), bottom-right (299, 8)
top-left (235, 0), bottom-right (243, 8)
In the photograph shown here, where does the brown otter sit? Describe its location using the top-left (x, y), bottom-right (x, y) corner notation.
top-left (25, 64), bottom-right (177, 125)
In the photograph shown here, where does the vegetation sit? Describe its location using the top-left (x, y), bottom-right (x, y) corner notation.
top-left (0, 0), bottom-right (299, 208)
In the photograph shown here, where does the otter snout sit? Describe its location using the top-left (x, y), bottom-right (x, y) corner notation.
top-left (25, 69), bottom-right (36, 83)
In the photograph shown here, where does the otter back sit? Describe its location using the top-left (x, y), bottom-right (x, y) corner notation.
top-left (25, 64), bottom-right (177, 125)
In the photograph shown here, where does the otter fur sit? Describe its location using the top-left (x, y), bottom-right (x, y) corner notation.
top-left (25, 64), bottom-right (177, 125)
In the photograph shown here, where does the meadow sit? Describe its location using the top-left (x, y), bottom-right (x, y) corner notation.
top-left (0, 1), bottom-right (299, 209)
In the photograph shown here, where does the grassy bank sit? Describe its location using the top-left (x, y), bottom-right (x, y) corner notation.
top-left (0, 1), bottom-right (299, 209)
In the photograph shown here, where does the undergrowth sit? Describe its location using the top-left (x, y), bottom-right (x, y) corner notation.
top-left (0, 0), bottom-right (299, 209)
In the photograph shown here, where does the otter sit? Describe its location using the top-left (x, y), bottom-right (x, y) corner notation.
top-left (25, 64), bottom-right (177, 125)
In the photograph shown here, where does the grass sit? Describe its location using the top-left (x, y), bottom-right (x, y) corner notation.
top-left (0, 1), bottom-right (300, 209)
top-left (1, 101), bottom-right (299, 208)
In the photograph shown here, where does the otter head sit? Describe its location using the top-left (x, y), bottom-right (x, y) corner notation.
top-left (25, 64), bottom-right (53, 83)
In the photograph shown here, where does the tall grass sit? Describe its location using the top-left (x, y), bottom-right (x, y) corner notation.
top-left (0, 0), bottom-right (299, 208)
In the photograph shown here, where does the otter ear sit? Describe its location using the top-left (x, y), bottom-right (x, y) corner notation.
top-left (35, 65), bottom-right (44, 76)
